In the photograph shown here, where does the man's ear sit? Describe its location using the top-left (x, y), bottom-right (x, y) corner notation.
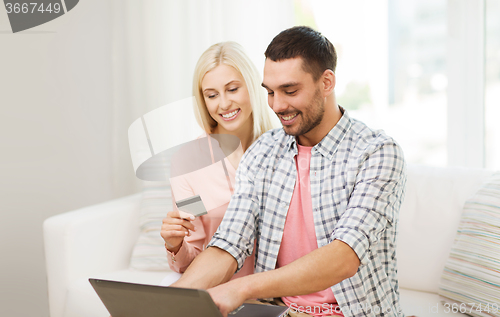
top-left (321, 69), bottom-right (335, 97)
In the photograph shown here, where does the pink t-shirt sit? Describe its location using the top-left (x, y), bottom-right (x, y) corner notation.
top-left (276, 144), bottom-right (342, 317)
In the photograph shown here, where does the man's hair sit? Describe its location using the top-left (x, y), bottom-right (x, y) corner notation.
top-left (264, 26), bottom-right (337, 81)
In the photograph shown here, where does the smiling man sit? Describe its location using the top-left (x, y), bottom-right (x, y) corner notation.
top-left (172, 26), bottom-right (407, 317)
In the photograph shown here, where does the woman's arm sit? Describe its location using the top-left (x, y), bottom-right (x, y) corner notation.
top-left (162, 149), bottom-right (209, 272)
top-left (163, 210), bottom-right (206, 273)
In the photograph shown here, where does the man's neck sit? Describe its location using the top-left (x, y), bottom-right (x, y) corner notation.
top-left (297, 100), bottom-right (342, 147)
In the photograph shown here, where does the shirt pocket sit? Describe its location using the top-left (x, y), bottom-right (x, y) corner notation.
top-left (318, 172), bottom-right (350, 219)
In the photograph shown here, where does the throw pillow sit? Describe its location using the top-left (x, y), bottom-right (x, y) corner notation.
top-left (439, 172), bottom-right (500, 317)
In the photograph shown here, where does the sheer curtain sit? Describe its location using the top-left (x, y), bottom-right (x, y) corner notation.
top-left (110, 0), bottom-right (295, 196)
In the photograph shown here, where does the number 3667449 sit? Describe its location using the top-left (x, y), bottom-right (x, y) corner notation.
top-left (5, 2), bottom-right (61, 14)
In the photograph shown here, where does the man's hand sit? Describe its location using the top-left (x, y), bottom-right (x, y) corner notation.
top-left (207, 280), bottom-right (247, 317)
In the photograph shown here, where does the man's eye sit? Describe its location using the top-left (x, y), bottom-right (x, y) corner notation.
top-left (267, 91), bottom-right (274, 96)
top-left (285, 90), bottom-right (297, 95)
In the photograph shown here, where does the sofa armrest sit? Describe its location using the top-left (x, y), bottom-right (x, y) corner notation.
top-left (43, 193), bottom-right (142, 317)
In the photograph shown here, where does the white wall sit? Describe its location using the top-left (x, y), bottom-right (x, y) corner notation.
top-left (0, 1), bottom-right (128, 316)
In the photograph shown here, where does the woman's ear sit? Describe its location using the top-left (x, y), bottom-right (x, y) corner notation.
top-left (321, 69), bottom-right (335, 97)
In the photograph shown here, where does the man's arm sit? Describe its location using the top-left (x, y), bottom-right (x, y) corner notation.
top-left (209, 139), bottom-right (405, 316)
top-left (208, 240), bottom-right (360, 317)
top-left (171, 246), bottom-right (238, 290)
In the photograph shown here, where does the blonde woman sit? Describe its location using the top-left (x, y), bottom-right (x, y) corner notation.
top-left (160, 42), bottom-right (276, 285)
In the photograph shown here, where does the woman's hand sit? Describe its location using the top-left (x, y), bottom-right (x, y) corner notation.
top-left (161, 210), bottom-right (196, 254)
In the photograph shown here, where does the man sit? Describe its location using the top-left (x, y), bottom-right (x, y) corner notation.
top-left (173, 26), bottom-right (406, 317)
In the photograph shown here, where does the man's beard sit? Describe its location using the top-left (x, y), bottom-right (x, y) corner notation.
top-left (280, 88), bottom-right (325, 137)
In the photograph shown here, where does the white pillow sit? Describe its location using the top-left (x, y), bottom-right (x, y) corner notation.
top-left (439, 172), bottom-right (500, 317)
top-left (129, 180), bottom-right (172, 271)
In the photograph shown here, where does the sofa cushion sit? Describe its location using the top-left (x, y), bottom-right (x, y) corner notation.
top-left (399, 288), bottom-right (468, 317)
top-left (439, 172), bottom-right (500, 317)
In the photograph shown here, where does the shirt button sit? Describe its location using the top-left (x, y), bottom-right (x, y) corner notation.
top-left (281, 202), bottom-right (287, 207)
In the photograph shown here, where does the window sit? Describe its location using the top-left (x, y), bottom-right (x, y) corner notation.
top-left (310, 0), bottom-right (448, 166)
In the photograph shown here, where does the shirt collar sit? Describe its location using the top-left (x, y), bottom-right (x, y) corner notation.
top-left (284, 106), bottom-right (352, 161)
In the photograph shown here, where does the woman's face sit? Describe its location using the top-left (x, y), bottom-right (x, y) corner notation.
top-left (201, 64), bottom-right (253, 135)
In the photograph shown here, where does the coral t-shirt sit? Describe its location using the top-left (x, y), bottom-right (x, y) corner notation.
top-left (276, 144), bottom-right (342, 317)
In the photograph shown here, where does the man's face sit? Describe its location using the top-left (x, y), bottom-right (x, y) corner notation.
top-left (262, 57), bottom-right (325, 137)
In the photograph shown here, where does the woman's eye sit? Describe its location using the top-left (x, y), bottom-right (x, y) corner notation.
top-left (228, 87), bottom-right (239, 92)
top-left (207, 94), bottom-right (217, 99)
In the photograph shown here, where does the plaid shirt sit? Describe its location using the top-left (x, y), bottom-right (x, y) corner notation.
top-left (208, 109), bottom-right (406, 317)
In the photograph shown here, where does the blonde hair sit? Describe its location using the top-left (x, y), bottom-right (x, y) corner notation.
top-left (192, 41), bottom-right (276, 142)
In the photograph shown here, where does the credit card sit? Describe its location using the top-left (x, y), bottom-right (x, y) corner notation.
top-left (175, 195), bottom-right (208, 217)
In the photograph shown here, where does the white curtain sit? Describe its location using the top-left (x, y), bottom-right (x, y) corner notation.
top-left (110, 0), bottom-right (295, 196)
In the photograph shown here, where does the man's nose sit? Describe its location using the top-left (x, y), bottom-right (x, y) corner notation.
top-left (271, 94), bottom-right (287, 114)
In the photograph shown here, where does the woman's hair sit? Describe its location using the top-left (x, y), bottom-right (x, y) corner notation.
top-left (192, 41), bottom-right (275, 141)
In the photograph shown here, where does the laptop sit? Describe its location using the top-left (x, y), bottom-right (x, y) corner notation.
top-left (89, 278), bottom-right (289, 317)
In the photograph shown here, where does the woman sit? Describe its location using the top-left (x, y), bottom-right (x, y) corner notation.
top-left (160, 42), bottom-right (276, 284)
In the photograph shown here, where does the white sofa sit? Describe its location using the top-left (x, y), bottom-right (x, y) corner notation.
top-left (43, 164), bottom-right (494, 317)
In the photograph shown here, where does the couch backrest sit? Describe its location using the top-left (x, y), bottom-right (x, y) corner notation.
top-left (396, 164), bottom-right (493, 293)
